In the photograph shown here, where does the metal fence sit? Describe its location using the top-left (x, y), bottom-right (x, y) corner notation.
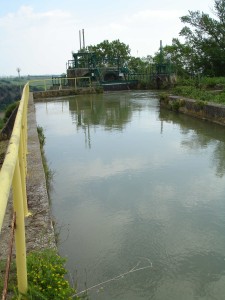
top-left (29, 76), bottom-right (92, 92)
top-left (0, 83), bottom-right (30, 296)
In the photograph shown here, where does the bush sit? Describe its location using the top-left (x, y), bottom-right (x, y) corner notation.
top-left (37, 126), bottom-right (45, 147)
top-left (3, 101), bottom-right (19, 123)
top-left (15, 249), bottom-right (79, 300)
top-left (0, 117), bottom-right (4, 129)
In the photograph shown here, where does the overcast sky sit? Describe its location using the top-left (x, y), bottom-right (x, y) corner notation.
top-left (0, 0), bottom-right (213, 76)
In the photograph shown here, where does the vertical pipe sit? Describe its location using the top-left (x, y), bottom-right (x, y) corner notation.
top-left (19, 134), bottom-right (28, 216)
top-left (82, 29), bottom-right (85, 49)
top-left (12, 159), bottom-right (28, 296)
top-left (79, 30), bottom-right (82, 50)
top-left (75, 78), bottom-right (77, 90)
top-left (159, 40), bottom-right (163, 65)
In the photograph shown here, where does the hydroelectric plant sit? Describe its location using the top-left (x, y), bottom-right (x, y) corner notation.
top-left (65, 30), bottom-right (175, 90)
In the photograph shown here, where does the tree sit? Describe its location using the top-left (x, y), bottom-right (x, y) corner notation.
top-left (162, 39), bottom-right (194, 76)
top-left (87, 39), bottom-right (131, 67)
top-left (179, 0), bottom-right (225, 76)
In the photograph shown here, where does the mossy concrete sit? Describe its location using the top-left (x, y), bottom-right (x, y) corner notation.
top-left (160, 95), bottom-right (225, 126)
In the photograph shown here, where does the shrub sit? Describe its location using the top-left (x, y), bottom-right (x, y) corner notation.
top-left (3, 101), bottom-right (19, 123)
top-left (37, 126), bottom-right (45, 147)
top-left (159, 92), bottom-right (169, 103)
top-left (0, 117), bottom-right (4, 129)
top-left (14, 249), bottom-right (79, 300)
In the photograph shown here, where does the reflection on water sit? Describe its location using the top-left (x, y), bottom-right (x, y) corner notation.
top-left (35, 91), bottom-right (225, 300)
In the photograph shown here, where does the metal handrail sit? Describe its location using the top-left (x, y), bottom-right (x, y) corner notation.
top-left (0, 83), bottom-right (30, 295)
top-left (29, 76), bottom-right (92, 91)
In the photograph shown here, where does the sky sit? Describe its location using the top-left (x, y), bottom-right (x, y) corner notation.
top-left (0, 0), bottom-right (213, 76)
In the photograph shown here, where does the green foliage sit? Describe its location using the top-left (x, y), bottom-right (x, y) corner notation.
top-left (3, 101), bottom-right (19, 123)
top-left (95, 86), bottom-right (103, 94)
top-left (196, 100), bottom-right (206, 109)
top-left (0, 83), bottom-right (20, 111)
top-left (171, 100), bottom-right (180, 112)
top-left (14, 249), bottom-right (79, 300)
top-left (179, 0), bottom-right (225, 76)
top-left (159, 92), bottom-right (169, 103)
top-left (0, 259), bottom-right (17, 296)
top-left (37, 126), bottom-right (46, 147)
top-left (0, 117), bottom-right (4, 129)
top-left (154, 1), bottom-right (225, 77)
top-left (87, 39), bottom-right (131, 67)
top-left (168, 99), bottom-right (185, 112)
top-left (37, 125), bottom-right (54, 192)
top-left (173, 85), bottom-right (212, 101)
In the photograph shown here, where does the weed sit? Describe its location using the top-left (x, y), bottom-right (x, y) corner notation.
top-left (3, 102), bottom-right (19, 123)
top-left (0, 259), bottom-right (17, 297)
top-left (13, 249), bottom-right (80, 300)
top-left (37, 125), bottom-right (54, 192)
top-left (0, 118), bottom-right (3, 129)
top-left (196, 100), bottom-right (206, 110)
top-left (159, 92), bottom-right (169, 102)
top-left (37, 126), bottom-right (45, 147)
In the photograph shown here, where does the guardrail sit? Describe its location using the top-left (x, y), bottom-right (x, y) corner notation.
top-left (29, 76), bottom-right (92, 92)
top-left (0, 83), bottom-right (30, 296)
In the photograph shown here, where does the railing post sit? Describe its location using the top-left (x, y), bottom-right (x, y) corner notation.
top-left (19, 134), bottom-right (29, 216)
top-left (12, 159), bottom-right (28, 296)
top-left (75, 78), bottom-right (77, 90)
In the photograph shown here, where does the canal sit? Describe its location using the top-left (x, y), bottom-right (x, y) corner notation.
top-left (35, 91), bottom-right (225, 300)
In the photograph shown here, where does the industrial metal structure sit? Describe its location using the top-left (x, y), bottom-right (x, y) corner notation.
top-left (65, 34), bottom-right (175, 90)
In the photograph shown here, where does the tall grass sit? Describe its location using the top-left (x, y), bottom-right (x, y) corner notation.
top-left (37, 126), bottom-right (54, 193)
top-left (174, 77), bottom-right (225, 104)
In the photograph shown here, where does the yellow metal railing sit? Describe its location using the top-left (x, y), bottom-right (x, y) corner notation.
top-left (29, 76), bottom-right (92, 92)
top-left (0, 83), bottom-right (30, 295)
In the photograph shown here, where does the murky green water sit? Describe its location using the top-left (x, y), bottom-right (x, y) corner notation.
top-left (35, 91), bottom-right (225, 300)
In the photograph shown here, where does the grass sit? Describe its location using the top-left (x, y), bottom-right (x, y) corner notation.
top-left (15, 249), bottom-right (80, 300)
top-left (172, 77), bottom-right (225, 104)
top-left (0, 259), bottom-right (17, 298)
top-left (0, 249), bottom-right (80, 300)
top-left (37, 125), bottom-right (54, 192)
top-left (0, 117), bottom-right (3, 130)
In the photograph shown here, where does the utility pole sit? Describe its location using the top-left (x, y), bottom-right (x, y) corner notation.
top-left (16, 67), bottom-right (21, 94)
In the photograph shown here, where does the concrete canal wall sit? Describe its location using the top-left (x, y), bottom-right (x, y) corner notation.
top-left (160, 95), bottom-right (225, 126)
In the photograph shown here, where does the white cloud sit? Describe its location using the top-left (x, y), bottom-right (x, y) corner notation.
top-left (0, 0), bottom-right (213, 75)
top-left (0, 5), bottom-right (77, 75)
top-left (128, 9), bottom-right (185, 22)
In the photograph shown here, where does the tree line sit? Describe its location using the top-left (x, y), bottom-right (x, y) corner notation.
top-left (81, 0), bottom-right (225, 77)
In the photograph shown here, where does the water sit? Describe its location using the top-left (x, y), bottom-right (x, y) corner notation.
top-left (35, 91), bottom-right (225, 300)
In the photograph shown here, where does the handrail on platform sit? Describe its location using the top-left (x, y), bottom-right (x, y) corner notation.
top-left (0, 83), bottom-right (30, 296)
top-left (29, 76), bottom-right (92, 91)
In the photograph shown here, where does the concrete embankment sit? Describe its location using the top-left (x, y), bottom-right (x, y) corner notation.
top-left (33, 87), bottom-right (96, 99)
top-left (160, 95), bottom-right (225, 126)
top-left (0, 93), bottom-right (55, 260)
